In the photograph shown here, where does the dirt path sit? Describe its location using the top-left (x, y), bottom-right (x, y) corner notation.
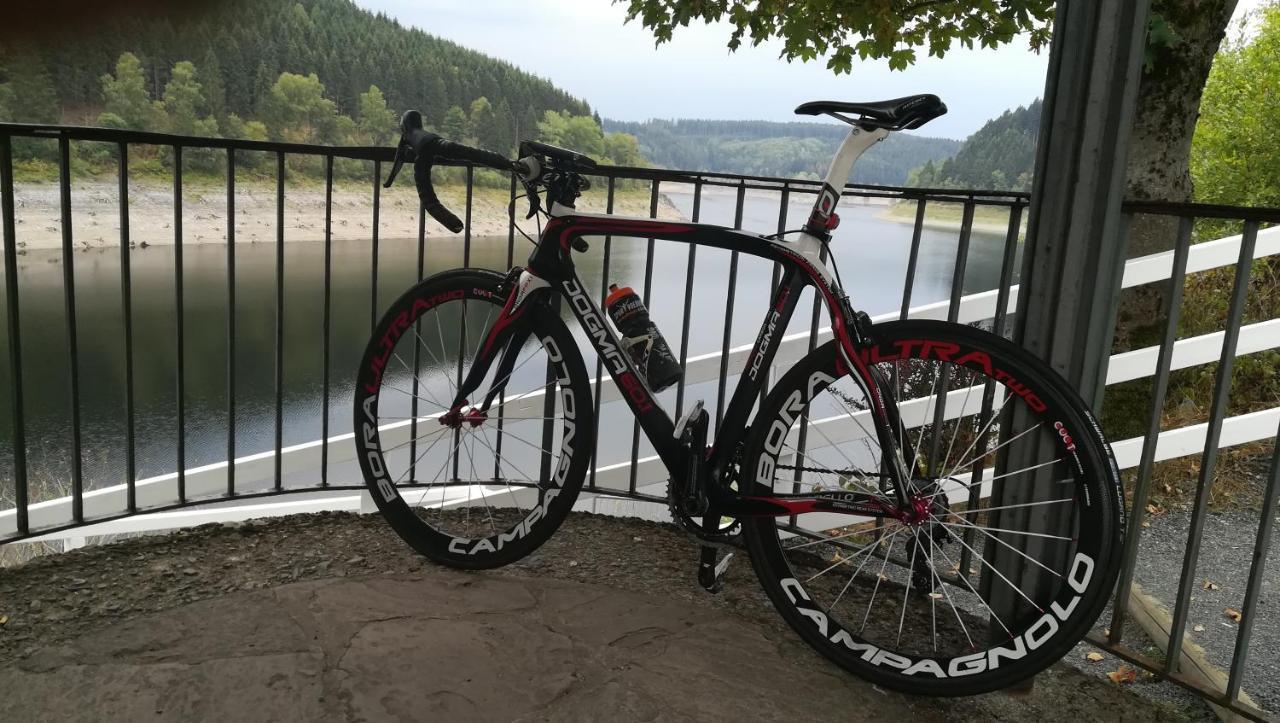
top-left (0, 512), bottom-right (1203, 721)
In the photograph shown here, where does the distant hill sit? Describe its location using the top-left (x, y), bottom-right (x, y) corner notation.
top-left (908, 99), bottom-right (1042, 191)
top-left (2, 0), bottom-right (590, 134)
top-left (603, 118), bottom-right (962, 186)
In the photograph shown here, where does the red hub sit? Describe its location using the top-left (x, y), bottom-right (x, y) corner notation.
top-left (439, 402), bottom-right (488, 429)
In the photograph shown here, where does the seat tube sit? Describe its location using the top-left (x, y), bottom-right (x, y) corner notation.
top-left (802, 125), bottom-right (889, 237)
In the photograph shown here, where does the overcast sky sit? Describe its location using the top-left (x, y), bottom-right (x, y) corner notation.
top-left (357, 0), bottom-right (1268, 140)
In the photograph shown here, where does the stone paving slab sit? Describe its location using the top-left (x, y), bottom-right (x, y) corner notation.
top-left (2, 571), bottom-right (933, 722)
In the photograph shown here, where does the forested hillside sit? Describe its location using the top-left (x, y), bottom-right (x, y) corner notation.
top-left (603, 118), bottom-right (961, 185)
top-left (907, 99), bottom-right (1041, 191)
top-left (0, 0), bottom-right (589, 151)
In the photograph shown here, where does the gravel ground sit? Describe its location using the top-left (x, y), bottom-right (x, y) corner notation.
top-left (1127, 505), bottom-right (1279, 710)
top-left (0, 510), bottom-right (1206, 721)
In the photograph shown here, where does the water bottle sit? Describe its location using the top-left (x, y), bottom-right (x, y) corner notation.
top-left (605, 283), bottom-right (683, 392)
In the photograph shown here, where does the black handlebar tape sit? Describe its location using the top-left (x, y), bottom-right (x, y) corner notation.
top-left (412, 154), bottom-right (464, 233)
top-left (435, 138), bottom-right (517, 172)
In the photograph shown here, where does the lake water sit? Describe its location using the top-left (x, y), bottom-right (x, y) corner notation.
top-left (0, 191), bottom-right (1019, 503)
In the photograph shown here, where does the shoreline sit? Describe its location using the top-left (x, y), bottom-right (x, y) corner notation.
top-left (876, 201), bottom-right (1023, 236)
top-left (4, 180), bottom-right (685, 253)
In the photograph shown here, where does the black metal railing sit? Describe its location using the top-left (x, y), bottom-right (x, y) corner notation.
top-left (1, 122), bottom-right (1278, 719)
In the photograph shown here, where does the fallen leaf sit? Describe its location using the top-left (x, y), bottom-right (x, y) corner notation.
top-left (1145, 503), bottom-right (1165, 516)
top-left (1203, 579), bottom-right (1220, 591)
top-left (1107, 666), bottom-right (1139, 684)
top-left (1194, 624), bottom-right (1206, 632)
top-left (0, 614), bottom-right (8, 626)
top-left (1085, 652), bottom-right (1105, 662)
top-left (1225, 608), bottom-right (1243, 623)
top-left (1141, 521), bottom-right (1151, 528)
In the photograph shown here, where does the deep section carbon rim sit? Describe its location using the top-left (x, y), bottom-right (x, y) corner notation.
top-left (354, 269), bottom-right (591, 568)
top-left (744, 320), bottom-right (1121, 695)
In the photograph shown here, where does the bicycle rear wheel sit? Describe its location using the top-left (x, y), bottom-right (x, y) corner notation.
top-left (742, 320), bottom-right (1122, 696)
top-left (354, 268), bottom-right (593, 569)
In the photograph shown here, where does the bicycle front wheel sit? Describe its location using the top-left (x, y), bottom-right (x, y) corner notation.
top-left (354, 268), bottom-right (594, 569)
top-left (742, 319), bottom-right (1122, 696)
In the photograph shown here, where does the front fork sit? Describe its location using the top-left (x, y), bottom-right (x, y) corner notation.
top-left (444, 268), bottom-right (541, 422)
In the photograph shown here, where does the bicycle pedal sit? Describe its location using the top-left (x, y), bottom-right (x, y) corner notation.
top-left (673, 399), bottom-right (705, 440)
top-left (698, 546), bottom-right (733, 594)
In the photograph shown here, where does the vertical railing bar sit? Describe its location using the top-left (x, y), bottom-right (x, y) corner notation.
top-left (674, 180), bottom-right (702, 419)
top-left (1108, 215), bottom-right (1193, 644)
top-left (1226, 418), bottom-right (1280, 702)
top-left (628, 180), bottom-right (660, 494)
top-left (408, 209), bottom-right (426, 483)
top-left (714, 184), bottom-right (745, 432)
top-left (59, 135), bottom-right (84, 521)
top-left (790, 238), bottom-right (828, 530)
top-left (273, 151), bottom-right (285, 492)
top-left (898, 199), bottom-right (927, 320)
top-left (118, 143), bottom-right (137, 511)
top-left (461, 166), bottom-right (477, 483)
top-left (320, 155), bottom-right (333, 487)
top-left (926, 201), bottom-right (973, 474)
top-left (226, 148), bottom-right (237, 496)
top-left (1166, 219), bottom-right (1259, 671)
top-left (763, 185), bottom-right (788, 406)
top-left (371, 160), bottom-right (381, 330)
top-left (496, 173), bottom-right (519, 480)
top-left (992, 203), bottom-right (1024, 337)
top-left (588, 177), bottom-right (616, 491)
top-left (172, 145), bottom-right (185, 505)
top-left (0, 135), bottom-right (28, 534)
top-left (957, 202), bottom-right (1026, 575)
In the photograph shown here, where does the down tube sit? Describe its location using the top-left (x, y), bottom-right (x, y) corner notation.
top-left (711, 266), bottom-right (807, 466)
top-left (556, 270), bottom-right (686, 473)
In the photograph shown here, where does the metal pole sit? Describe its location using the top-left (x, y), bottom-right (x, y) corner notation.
top-left (990, 0), bottom-right (1152, 654)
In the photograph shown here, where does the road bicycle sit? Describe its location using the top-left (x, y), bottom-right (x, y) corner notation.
top-left (355, 94), bottom-right (1124, 696)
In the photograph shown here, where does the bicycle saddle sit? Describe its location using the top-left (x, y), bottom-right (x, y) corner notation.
top-left (794, 94), bottom-right (946, 131)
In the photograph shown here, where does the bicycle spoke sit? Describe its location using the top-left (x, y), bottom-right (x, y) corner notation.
top-left (391, 349), bottom-right (454, 405)
top-left (859, 530), bottom-right (901, 634)
top-left (944, 421), bottom-right (1039, 481)
top-left (944, 391), bottom-right (1012, 479)
top-left (945, 527), bottom-right (1045, 614)
top-left (830, 525), bottom-right (903, 610)
top-left (937, 517), bottom-right (1063, 578)
top-left (803, 526), bottom-right (904, 584)
top-left (926, 537), bottom-right (1014, 638)
top-left (895, 533), bottom-right (920, 647)
top-left (945, 496), bottom-right (1073, 518)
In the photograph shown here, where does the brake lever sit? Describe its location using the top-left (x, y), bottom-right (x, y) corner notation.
top-left (522, 179), bottom-right (542, 219)
top-left (383, 143), bottom-right (411, 188)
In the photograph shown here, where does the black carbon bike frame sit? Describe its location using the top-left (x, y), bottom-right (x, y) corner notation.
top-left (445, 203), bottom-right (915, 523)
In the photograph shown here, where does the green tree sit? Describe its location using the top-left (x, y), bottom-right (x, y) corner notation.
top-left (357, 84), bottom-right (397, 145)
top-left (3, 50), bottom-right (60, 123)
top-left (163, 60), bottom-right (206, 135)
top-left (441, 104), bottom-right (470, 141)
top-left (603, 131), bottom-right (644, 166)
top-left (252, 61), bottom-right (276, 117)
top-left (199, 49), bottom-right (227, 123)
top-left (100, 52), bottom-right (160, 130)
top-left (1191, 3), bottom-right (1280, 208)
top-left (536, 110), bottom-right (605, 156)
top-left (622, 0), bottom-right (1241, 210)
top-left (262, 72), bottom-right (337, 142)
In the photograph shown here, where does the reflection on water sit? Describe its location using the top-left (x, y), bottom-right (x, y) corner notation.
top-left (0, 193), bottom-right (1017, 501)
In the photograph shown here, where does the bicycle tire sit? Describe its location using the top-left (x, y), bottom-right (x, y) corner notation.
top-left (354, 268), bottom-right (594, 569)
top-left (742, 319), bottom-right (1123, 696)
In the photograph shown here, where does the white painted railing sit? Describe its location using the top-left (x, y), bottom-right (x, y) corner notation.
top-left (5, 225), bottom-right (1278, 545)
